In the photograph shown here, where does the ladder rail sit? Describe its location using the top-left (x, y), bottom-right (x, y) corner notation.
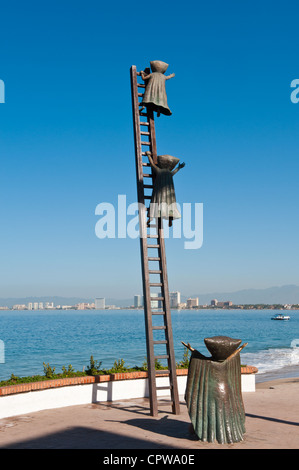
top-left (130, 65), bottom-right (158, 416)
top-left (130, 65), bottom-right (180, 416)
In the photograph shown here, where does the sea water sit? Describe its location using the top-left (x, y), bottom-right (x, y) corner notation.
top-left (0, 309), bottom-right (298, 383)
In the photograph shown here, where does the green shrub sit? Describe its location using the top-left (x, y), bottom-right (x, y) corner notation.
top-left (176, 346), bottom-right (191, 369)
top-left (109, 358), bottom-right (126, 373)
top-left (43, 362), bottom-right (56, 379)
top-left (85, 355), bottom-right (103, 376)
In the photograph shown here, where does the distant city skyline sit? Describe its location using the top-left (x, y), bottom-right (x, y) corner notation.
top-left (2, 284), bottom-right (299, 310)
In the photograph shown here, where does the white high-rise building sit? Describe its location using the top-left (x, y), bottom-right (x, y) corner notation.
top-left (187, 297), bottom-right (199, 308)
top-left (170, 291), bottom-right (181, 308)
top-left (95, 298), bottom-right (105, 309)
top-left (33, 302), bottom-right (39, 310)
top-left (150, 293), bottom-right (159, 309)
top-left (134, 295), bottom-right (143, 308)
top-left (27, 303), bottom-right (33, 310)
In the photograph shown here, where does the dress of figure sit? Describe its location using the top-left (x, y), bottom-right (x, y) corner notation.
top-left (146, 152), bottom-right (185, 227)
top-left (140, 61), bottom-right (175, 116)
top-left (184, 336), bottom-right (247, 444)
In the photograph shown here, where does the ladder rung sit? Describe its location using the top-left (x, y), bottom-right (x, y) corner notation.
top-left (153, 340), bottom-right (167, 345)
top-left (151, 297), bottom-right (164, 301)
top-left (140, 121), bottom-right (149, 126)
top-left (147, 234), bottom-right (158, 238)
top-left (140, 131), bottom-right (150, 136)
top-left (143, 184), bottom-right (153, 188)
top-left (138, 93), bottom-right (144, 97)
top-left (149, 270), bottom-right (161, 274)
top-left (141, 141), bottom-right (151, 146)
top-left (152, 311), bottom-right (166, 315)
top-left (156, 386), bottom-right (172, 390)
top-left (143, 173), bottom-right (152, 178)
top-left (148, 257), bottom-right (160, 261)
top-left (144, 195), bottom-right (152, 200)
top-left (140, 112), bottom-right (148, 116)
top-left (138, 83), bottom-right (146, 88)
top-left (155, 355), bottom-right (169, 359)
top-left (142, 162), bottom-right (151, 166)
top-left (152, 325), bottom-right (166, 330)
top-left (148, 245), bottom-right (160, 249)
top-left (149, 282), bottom-right (162, 287)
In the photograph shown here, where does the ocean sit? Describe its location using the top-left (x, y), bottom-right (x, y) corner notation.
top-left (0, 309), bottom-right (298, 383)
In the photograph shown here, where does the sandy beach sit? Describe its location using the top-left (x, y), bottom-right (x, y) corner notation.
top-left (0, 376), bottom-right (298, 450)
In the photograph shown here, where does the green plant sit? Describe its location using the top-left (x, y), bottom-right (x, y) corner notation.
top-left (141, 357), bottom-right (166, 370)
top-left (43, 362), bottom-right (56, 379)
top-left (109, 358), bottom-right (126, 373)
top-left (154, 359), bottom-right (165, 370)
top-left (176, 346), bottom-right (191, 369)
top-left (85, 355), bottom-right (103, 376)
top-left (61, 364), bottom-right (75, 376)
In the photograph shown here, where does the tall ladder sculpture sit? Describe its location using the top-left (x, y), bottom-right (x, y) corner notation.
top-left (130, 65), bottom-right (180, 417)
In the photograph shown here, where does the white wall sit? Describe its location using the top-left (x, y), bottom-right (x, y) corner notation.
top-left (0, 374), bottom-right (255, 419)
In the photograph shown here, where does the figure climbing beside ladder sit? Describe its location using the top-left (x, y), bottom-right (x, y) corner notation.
top-left (146, 151), bottom-right (185, 227)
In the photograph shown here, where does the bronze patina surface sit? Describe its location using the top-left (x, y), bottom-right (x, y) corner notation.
top-left (146, 151), bottom-right (185, 227)
top-left (140, 60), bottom-right (175, 116)
top-left (184, 336), bottom-right (247, 444)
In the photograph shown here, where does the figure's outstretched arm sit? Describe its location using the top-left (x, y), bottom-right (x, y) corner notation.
top-left (146, 151), bottom-right (158, 171)
top-left (181, 342), bottom-right (207, 360)
top-left (224, 343), bottom-right (248, 363)
top-left (140, 71), bottom-right (151, 80)
top-left (165, 73), bottom-right (175, 80)
top-left (172, 162), bottom-right (185, 175)
top-left (181, 341), bottom-right (194, 352)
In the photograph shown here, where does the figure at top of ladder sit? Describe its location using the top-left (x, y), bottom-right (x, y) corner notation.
top-left (139, 60), bottom-right (175, 117)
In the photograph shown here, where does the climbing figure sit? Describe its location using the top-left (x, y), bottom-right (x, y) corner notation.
top-left (146, 151), bottom-right (185, 227)
top-left (140, 60), bottom-right (175, 116)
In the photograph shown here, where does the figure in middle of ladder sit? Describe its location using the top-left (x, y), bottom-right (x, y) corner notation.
top-left (140, 60), bottom-right (175, 117)
top-left (146, 151), bottom-right (185, 227)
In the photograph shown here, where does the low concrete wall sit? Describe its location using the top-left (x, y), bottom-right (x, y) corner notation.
top-left (0, 370), bottom-right (257, 419)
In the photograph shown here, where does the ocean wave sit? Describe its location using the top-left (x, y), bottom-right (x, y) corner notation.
top-left (241, 347), bottom-right (299, 374)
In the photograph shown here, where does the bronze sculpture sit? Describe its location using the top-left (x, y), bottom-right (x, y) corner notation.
top-left (146, 151), bottom-right (185, 227)
top-left (183, 336), bottom-right (247, 444)
top-left (140, 60), bottom-right (175, 116)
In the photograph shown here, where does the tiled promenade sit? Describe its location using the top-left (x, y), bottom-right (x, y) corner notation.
top-left (0, 378), bottom-right (298, 450)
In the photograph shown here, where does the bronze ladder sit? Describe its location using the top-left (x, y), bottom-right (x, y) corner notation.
top-left (130, 65), bottom-right (180, 417)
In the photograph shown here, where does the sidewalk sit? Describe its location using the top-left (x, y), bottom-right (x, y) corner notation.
top-left (0, 378), bottom-right (298, 449)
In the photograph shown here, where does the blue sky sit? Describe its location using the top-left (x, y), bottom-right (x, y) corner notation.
top-left (0, 1), bottom-right (298, 300)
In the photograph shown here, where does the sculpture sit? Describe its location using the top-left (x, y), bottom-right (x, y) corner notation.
top-left (182, 336), bottom-right (247, 444)
top-left (146, 151), bottom-right (185, 227)
top-left (140, 60), bottom-right (175, 116)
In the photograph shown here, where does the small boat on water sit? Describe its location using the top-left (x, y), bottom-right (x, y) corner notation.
top-left (271, 313), bottom-right (290, 321)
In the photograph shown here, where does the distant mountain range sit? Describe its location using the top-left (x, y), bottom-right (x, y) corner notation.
top-left (189, 284), bottom-right (299, 305)
top-left (1, 285), bottom-right (299, 308)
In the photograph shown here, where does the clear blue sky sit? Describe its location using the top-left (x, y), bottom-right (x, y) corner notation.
top-left (0, 1), bottom-right (298, 300)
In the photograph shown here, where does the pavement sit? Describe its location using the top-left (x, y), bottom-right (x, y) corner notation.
top-left (0, 378), bottom-right (298, 451)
